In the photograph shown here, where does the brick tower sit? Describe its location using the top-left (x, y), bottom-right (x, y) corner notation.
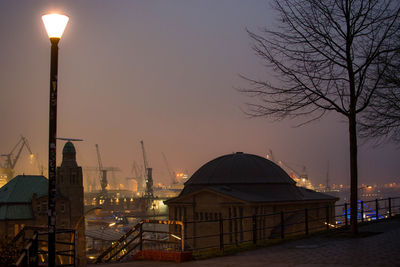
top-left (57, 141), bottom-right (85, 265)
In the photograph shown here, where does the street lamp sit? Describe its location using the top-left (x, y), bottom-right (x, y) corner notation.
top-left (42, 13), bottom-right (69, 267)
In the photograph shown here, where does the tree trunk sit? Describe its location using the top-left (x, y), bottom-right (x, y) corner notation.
top-left (349, 112), bottom-right (358, 235)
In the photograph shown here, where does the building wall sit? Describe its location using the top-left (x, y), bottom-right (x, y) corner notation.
top-left (167, 191), bottom-right (336, 250)
top-left (0, 195), bottom-right (72, 240)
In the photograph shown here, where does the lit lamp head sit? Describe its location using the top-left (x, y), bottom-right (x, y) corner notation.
top-left (42, 13), bottom-right (69, 41)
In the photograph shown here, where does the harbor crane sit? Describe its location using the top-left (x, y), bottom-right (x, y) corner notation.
top-left (1, 136), bottom-right (37, 181)
top-left (126, 161), bottom-right (145, 194)
top-left (140, 140), bottom-right (153, 198)
top-left (162, 152), bottom-right (177, 184)
top-left (266, 149), bottom-right (276, 163)
top-left (95, 144), bottom-right (120, 197)
top-left (267, 149), bottom-right (313, 189)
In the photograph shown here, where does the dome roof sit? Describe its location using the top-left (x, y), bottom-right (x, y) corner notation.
top-left (62, 141), bottom-right (76, 154)
top-left (186, 152), bottom-right (295, 185)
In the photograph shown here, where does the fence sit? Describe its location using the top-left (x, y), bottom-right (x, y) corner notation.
top-left (94, 219), bottom-right (184, 263)
top-left (11, 226), bottom-right (77, 267)
top-left (182, 197), bottom-right (400, 252)
top-left (96, 196), bottom-right (400, 263)
top-left (11, 197), bottom-right (400, 265)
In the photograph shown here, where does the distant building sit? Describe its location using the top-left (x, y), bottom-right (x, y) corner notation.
top-left (0, 141), bottom-right (85, 265)
top-left (165, 152), bottom-right (338, 250)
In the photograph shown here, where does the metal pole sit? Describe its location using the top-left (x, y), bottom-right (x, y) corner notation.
top-left (181, 222), bottom-right (185, 252)
top-left (74, 230), bottom-right (78, 267)
top-left (361, 201), bottom-right (364, 222)
top-left (388, 198), bottom-right (392, 218)
top-left (305, 208), bottom-right (309, 235)
top-left (48, 37), bottom-right (59, 267)
top-left (326, 206), bottom-right (329, 230)
top-left (375, 199), bottom-right (379, 220)
top-left (139, 224), bottom-right (143, 251)
top-left (32, 231), bottom-right (38, 267)
top-left (252, 215), bottom-right (257, 245)
top-left (344, 203), bottom-right (348, 226)
top-left (219, 217), bottom-right (224, 251)
top-left (280, 211), bottom-right (284, 239)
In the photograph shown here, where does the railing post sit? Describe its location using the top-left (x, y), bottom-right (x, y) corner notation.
top-left (219, 217), bottom-right (224, 251)
top-left (234, 216), bottom-right (238, 246)
top-left (326, 206), bottom-right (329, 230)
top-left (139, 223), bottom-right (143, 251)
top-left (361, 201), bottom-right (364, 222)
top-left (74, 230), bottom-right (78, 267)
top-left (280, 211), bottom-right (284, 239)
top-left (305, 208), bottom-right (309, 235)
top-left (388, 198), bottom-right (392, 218)
top-left (24, 247), bottom-right (29, 267)
top-left (252, 215), bottom-right (257, 245)
top-left (344, 203), bottom-right (348, 226)
top-left (375, 199), bottom-right (379, 220)
top-left (181, 222), bottom-right (185, 252)
top-left (32, 232), bottom-right (38, 267)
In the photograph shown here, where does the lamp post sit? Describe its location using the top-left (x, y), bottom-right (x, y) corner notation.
top-left (42, 13), bottom-right (69, 267)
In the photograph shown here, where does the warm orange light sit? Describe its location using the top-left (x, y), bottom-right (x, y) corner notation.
top-left (42, 13), bottom-right (69, 38)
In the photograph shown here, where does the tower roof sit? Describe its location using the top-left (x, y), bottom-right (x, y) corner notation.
top-left (62, 141), bottom-right (76, 154)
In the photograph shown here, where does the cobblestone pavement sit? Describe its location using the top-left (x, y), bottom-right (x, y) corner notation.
top-left (92, 218), bottom-right (400, 267)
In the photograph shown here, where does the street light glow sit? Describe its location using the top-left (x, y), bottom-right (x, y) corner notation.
top-left (42, 13), bottom-right (69, 38)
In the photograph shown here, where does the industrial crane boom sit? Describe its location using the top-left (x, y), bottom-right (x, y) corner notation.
top-left (1, 136), bottom-right (34, 169)
top-left (140, 140), bottom-right (153, 198)
top-left (0, 136), bottom-right (38, 181)
top-left (95, 144), bottom-right (108, 196)
top-left (162, 152), bottom-right (176, 184)
top-left (140, 140), bottom-right (148, 170)
top-left (95, 144), bottom-right (104, 172)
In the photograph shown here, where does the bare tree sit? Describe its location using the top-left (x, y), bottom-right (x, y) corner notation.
top-left (241, 0), bottom-right (400, 234)
top-left (359, 44), bottom-right (400, 142)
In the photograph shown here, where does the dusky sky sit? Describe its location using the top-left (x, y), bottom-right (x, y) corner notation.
top-left (0, 0), bottom-right (399, 190)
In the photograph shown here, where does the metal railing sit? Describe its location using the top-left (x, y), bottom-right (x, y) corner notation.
top-left (94, 196), bottom-right (400, 263)
top-left (182, 196), bottom-right (400, 252)
top-left (11, 226), bottom-right (77, 267)
top-left (17, 197), bottom-right (398, 265)
top-left (94, 219), bottom-right (184, 263)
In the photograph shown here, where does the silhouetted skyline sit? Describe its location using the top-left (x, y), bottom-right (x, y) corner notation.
top-left (0, 0), bottom-right (399, 190)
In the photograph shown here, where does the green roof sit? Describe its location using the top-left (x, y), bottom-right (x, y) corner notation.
top-left (0, 175), bottom-right (48, 220)
top-left (0, 204), bottom-right (33, 220)
top-left (0, 175), bottom-right (48, 203)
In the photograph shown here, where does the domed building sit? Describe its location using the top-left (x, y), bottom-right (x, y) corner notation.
top-left (165, 152), bottom-right (337, 249)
